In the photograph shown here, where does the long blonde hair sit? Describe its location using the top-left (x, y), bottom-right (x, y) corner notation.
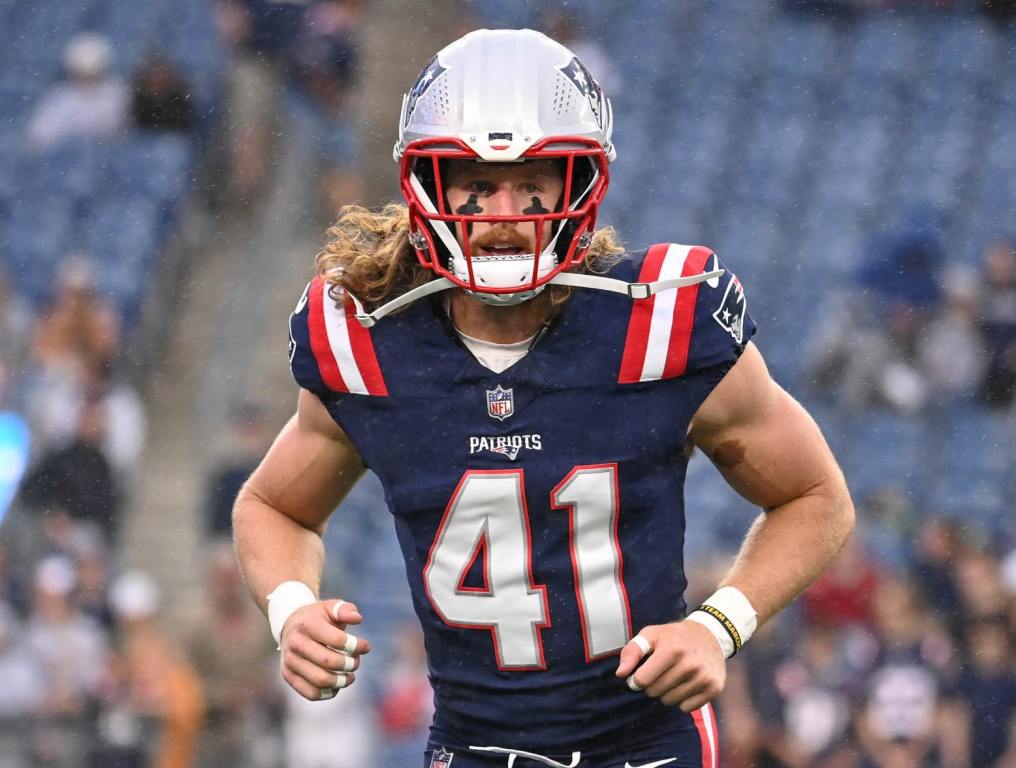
top-left (315, 203), bottom-right (625, 314)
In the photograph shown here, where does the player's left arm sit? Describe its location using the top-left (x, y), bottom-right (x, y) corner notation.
top-left (688, 341), bottom-right (855, 622)
top-left (617, 342), bottom-right (854, 710)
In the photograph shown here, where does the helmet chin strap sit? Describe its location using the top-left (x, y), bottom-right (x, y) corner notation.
top-left (346, 263), bottom-right (725, 328)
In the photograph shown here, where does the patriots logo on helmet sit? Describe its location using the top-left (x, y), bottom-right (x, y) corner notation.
top-left (713, 274), bottom-right (747, 344)
top-left (486, 385), bottom-right (514, 421)
top-left (405, 56), bottom-right (446, 124)
top-left (558, 56), bottom-right (605, 128)
top-left (429, 747), bottom-right (454, 768)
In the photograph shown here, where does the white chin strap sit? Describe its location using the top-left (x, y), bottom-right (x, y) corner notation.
top-left (347, 264), bottom-right (725, 328)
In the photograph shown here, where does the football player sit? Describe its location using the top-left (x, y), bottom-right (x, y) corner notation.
top-left (233, 29), bottom-right (855, 768)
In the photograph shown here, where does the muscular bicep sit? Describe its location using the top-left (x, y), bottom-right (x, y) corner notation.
top-left (241, 389), bottom-right (365, 533)
top-left (688, 343), bottom-right (844, 510)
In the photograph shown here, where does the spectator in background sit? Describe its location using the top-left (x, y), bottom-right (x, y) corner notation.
top-left (958, 615), bottom-right (1016, 767)
top-left (203, 402), bottom-right (271, 537)
top-left (25, 556), bottom-right (108, 768)
top-left (774, 624), bottom-right (857, 766)
top-left (854, 578), bottom-right (968, 768)
top-left (811, 229), bottom-right (944, 414)
top-left (978, 236), bottom-right (1016, 408)
top-left (25, 255), bottom-right (146, 472)
top-left (0, 543), bottom-right (29, 617)
top-left (283, 3), bottom-right (365, 212)
top-left (25, 33), bottom-right (129, 152)
top-left (912, 518), bottom-right (965, 633)
top-left (920, 265), bottom-right (987, 404)
top-left (282, 673), bottom-right (376, 768)
top-left (131, 56), bottom-right (196, 134)
top-left (0, 603), bottom-right (45, 768)
top-left (801, 534), bottom-right (882, 631)
top-left (19, 397), bottom-right (121, 544)
top-left (74, 531), bottom-right (114, 631)
top-left (32, 257), bottom-right (120, 385)
top-left (107, 573), bottom-right (205, 768)
top-left (0, 266), bottom-right (35, 409)
top-left (186, 543), bottom-right (278, 768)
top-left (955, 549), bottom-right (1008, 620)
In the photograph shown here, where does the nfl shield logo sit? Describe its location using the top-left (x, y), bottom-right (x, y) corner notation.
top-left (486, 385), bottom-right (514, 421)
top-left (430, 747), bottom-right (454, 767)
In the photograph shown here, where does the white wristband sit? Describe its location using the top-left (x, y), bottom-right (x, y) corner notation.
top-left (686, 586), bottom-right (758, 659)
top-left (267, 581), bottom-right (318, 648)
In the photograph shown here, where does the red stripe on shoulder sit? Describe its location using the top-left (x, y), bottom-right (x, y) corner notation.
top-left (343, 297), bottom-right (389, 396)
top-left (618, 244), bottom-right (670, 384)
top-left (661, 246), bottom-right (713, 379)
top-left (307, 277), bottom-right (348, 392)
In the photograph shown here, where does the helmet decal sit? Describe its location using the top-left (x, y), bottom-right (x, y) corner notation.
top-left (558, 56), bottom-right (606, 130)
top-left (404, 56), bottom-right (447, 126)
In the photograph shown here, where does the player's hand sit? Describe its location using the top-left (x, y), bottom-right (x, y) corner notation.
top-left (615, 619), bottom-right (725, 712)
top-left (279, 598), bottom-right (370, 701)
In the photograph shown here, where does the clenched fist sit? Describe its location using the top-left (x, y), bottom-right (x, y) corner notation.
top-left (615, 619), bottom-right (726, 712)
top-left (280, 599), bottom-right (370, 701)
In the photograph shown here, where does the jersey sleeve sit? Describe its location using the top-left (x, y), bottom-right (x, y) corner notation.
top-left (287, 277), bottom-right (389, 398)
top-left (686, 251), bottom-right (756, 373)
top-left (618, 244), bottom-right (756, 384)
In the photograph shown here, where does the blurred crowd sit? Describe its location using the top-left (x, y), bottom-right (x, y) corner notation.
top-left (214, 0), bottom-right (365, 211)
top-left (2, 1), bottom-right (1016, 768)
top-left (810, 229), bottom-right (1016, 415)
top-left (717, 517), bottom-right (1016, 768)
top-left (0, 529), bottom-right (431, 768)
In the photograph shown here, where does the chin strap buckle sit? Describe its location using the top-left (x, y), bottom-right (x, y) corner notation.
top-left (626, 282), bottom-right (651, 300)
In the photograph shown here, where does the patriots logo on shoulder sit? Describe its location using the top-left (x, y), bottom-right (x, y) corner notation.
top-left (713, 274), bottom-right (747, 344)
top-left (430, 747), bottom-right (454, 768)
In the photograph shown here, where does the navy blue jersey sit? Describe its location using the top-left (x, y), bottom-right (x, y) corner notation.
top-left (288, 243), bottom-right (755, 757)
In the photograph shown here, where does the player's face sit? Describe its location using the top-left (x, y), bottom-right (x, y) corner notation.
top-left (444, 159), bottom-right (565, 257)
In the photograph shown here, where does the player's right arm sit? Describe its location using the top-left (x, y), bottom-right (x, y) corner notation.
top-left (232, 388), bottom-right (371, 700)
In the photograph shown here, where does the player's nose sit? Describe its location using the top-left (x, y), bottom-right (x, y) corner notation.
top-left (487, 184), bottom-right (521, 217)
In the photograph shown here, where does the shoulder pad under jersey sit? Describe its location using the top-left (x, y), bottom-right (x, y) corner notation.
top-left (617, 243), bottom-right (756, 384)
top-left (288, 276), bottom-right (389, 397)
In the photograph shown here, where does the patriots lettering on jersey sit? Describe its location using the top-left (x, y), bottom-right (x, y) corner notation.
top-left (468, 433), bottom-right (543, 461)
top-left (713, 274), bottom-right (747, 344)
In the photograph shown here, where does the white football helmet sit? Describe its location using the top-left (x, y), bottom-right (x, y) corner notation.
top-left (394, 28), bottom-right (615, 305)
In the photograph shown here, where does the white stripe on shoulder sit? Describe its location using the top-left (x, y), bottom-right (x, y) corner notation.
top-left (321, 281), bottom-right (368, 395)
top-left (640, 244), bottom-right (693, 382)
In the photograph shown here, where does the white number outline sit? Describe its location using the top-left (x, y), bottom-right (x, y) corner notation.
top-left (422, 469), bottom-right (552, 671)
top-left (551, 463), bottom-right (633, 662)
top-left (424, 465), bottom-right (633, 670)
